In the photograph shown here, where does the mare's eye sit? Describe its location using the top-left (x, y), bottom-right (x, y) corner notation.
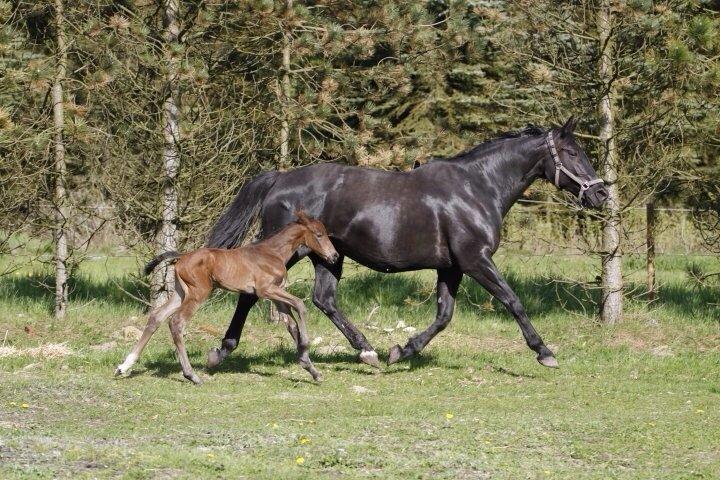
top-left (567, 150), bottom-right (578, 157)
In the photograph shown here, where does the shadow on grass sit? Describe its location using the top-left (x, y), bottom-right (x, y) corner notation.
top-left (2, 263), bottom-right (716, 321)
top-left (338, 271), bottom-right (719, 321)
top-left (141, 345), bottom-right (390, 381)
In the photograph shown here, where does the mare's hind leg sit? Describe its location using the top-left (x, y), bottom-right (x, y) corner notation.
top-left (262, 286), bottom-right (321, 381)
top-left (310, 255), bottom-right (380, 368)
top-left (170, 278), bottom-right (211, 385)
top-left (388, 267), bottom-right (462, 365)
top-left (116, 279), bottom-right (183, 376)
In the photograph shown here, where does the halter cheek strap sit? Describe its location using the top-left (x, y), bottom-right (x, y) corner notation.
top-left (546, 131), bottom-right (604, 204)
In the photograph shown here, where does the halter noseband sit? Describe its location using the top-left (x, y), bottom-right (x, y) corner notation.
top-left (545, 131), bottom-right (604, 204)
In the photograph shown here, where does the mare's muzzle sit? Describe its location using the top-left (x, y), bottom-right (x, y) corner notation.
top-left (582, 183), bottom-right (609, 209)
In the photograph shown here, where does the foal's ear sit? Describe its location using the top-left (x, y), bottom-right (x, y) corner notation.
top-left (561, 116), bottom-right (578, 136)
top-left (295, 210), bottom-right (311, 225)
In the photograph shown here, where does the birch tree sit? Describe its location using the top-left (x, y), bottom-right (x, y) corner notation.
top-left (52, 0), bottom-right (68, 318)
top-left (597, 0), bottom-right (622, 324)
top-left (152, 0), bottom-right (181, 305)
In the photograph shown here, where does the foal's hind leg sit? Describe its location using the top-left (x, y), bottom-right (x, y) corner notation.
top-left (262, 286), bottom-right (321, 381)
top-left (116, 283), bottom-right (183, 376)
top-left (169, 278), bottom-right (210, 385)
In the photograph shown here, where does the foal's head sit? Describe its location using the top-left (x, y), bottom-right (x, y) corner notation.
top-left (295, 211), bottom-right (339, 264)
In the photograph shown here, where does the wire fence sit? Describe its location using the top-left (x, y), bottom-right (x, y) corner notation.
top-left (2, 199), bottom-right (717, 261)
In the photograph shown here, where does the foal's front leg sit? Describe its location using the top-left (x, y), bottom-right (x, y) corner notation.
top-left (273, 301), bottom-right (300, 345)
top-left (263, 287), bottom-right (321, 381)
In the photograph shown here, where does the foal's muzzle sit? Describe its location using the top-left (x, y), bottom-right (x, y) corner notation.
top-left (582, 183), bottom-right (609, 209)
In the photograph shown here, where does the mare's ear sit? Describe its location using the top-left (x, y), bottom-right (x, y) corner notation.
top-left (295, 210), bottom-right (311, 225)
top-left (560, 116), bottom-right (578, 136)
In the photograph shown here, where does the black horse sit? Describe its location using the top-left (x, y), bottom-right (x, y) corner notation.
top-left (205, 117), bottom-right (608, 369)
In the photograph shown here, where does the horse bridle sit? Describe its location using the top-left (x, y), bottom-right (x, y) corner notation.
top-left (546, 131), bottom-right (604, 204)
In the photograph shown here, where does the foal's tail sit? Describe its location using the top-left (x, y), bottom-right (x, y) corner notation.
top-left (144, 251), bottom-right (181, 275)
top-left (205, 171), bottom-right (281, 248)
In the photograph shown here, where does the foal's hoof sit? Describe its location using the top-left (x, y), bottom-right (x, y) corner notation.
top-left (537, 355), bottom-right (559, 368)
top-left (185, 373), bottom-right (204, 385)
top-left (358, 350), bottom-right (381, 368)
top-left (114, 366), bottom-right (129, 377)
top-left (387, 345), bottom-right (404, 365)
top-left (206, 348), bottom-right (223, 369)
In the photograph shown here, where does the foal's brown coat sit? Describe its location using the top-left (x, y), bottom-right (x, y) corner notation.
top-left (115, 212), bottom-right (338, 384)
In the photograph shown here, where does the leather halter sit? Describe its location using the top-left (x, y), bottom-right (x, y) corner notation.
top-left (546, 131), bottom-right (604, 204)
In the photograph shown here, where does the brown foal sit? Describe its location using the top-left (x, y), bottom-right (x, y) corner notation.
top-left (115, 211), bottom-right (338, 385)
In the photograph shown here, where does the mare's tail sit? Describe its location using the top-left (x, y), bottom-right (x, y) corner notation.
top-left (206, 171), bottom-right (281, 248)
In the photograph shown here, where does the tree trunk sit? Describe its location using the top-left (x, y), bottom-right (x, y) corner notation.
top-left (152, 0), bottom-right (181, 307)
top-left (598, 0), bottom-right (623, 324)
top-left (646, 201), bottom-right (656, 302)
top-left (279, 0), bottom-right (292, 169)
top-left (267, 0), bottom-right (293, 324)
top-left (52, 0), bottom-right (68, 319)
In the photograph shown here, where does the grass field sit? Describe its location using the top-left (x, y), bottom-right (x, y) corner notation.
top-left (1, 252), bottom-right (718, 479)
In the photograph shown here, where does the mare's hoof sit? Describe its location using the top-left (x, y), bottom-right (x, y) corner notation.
top-left (537, 355), bottom-right (559, 368)
top-left (359, 350), bottom-right (381, 368)
top-left (206, 348), bottom-right (222, 369)
top-left (387, 345), bottom-right (404, 365)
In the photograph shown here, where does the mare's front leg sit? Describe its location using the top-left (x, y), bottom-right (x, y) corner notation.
top-left (310, 255), bottom-right (380, 368)
top-left (464, 253), bottom-right (557, 367)
top-left (387, 267), bottom-right (462, 365)
top-left (207, 292), bottom-right (258, 368)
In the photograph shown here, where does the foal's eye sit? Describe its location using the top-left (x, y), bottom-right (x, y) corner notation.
top-left (567, 150), bottom-right (578, 157)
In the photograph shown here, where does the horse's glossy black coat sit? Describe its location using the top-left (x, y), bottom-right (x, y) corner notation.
top-left (206, 118), bottom-right (608, 366)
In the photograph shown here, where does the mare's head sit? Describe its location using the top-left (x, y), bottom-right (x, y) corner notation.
top-left (295, 210), bottom-right (339, 263)
top-left (541, 117), bottom-right (608, 209)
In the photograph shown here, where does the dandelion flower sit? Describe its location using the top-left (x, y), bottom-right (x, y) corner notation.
top-left (295, 456), bottom-right (305, 465)
top-left (21, 403), bottom-right (29, 409)
top-left (272, 423), bottom-right (279, 429)
top-left (299, 435), bottom-right (310, 445)
top-left (445, 412), bottom-right (454, 420)
top-left (207, 453), bottom-right (215, 459)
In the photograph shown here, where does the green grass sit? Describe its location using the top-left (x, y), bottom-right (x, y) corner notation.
top-left (1, 252), bottom-right (719, 479)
